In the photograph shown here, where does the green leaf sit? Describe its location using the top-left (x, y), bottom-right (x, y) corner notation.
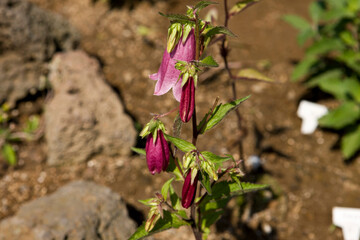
top-left (199, 171), bottom-right (212, 195)
top-left (166, 155), bottom-right (183, 181)
top-left (2, 144), bottom-right (17, 166)
top-left (318, 102), bottom-right (360, 129)
top-left (129, 210), bottom-right (190, 240)
top-left (161, 178), bottom-right (174, 202)
top-left (344, 78), bottom-right (360, 102)
top-left (201, 151), bottom-right (232, 164)
top-left (197, 56), bottom-right (219, 68)
top-left (341, 125), bottom-right (360, 159)
top-left (131, 147), bottom-right (146, 156)
top-left (169, 185), bottom-right (182, 210)
top-left (283, 15), bottom-right (311, 31)
top-left (297, 28), bottom-right (315, 46)
top-left (307, 69), bottom-right (343, 88)
top-left (199, 96), bottom-right (250, 133)
top-left (204, 26), bottom-right (237, 39)
top-left (24, 115), bottom-right (39, 134)
top-left (138, 198), bottom-right (157, 206)
top-left (309, 1), bottom-right (323, 23)
top-left (306, 38), bottom-right (344, 56)
top-left (236, 68), bottom-right (273, 82)
top-left (165, 134), bottom-right (196, 152)
top-left (158, 12), bottom-right (194, 24)
top-left (337, 51), bottom-right (360, 75)
top-left (200, 181), bottom-right (268, 204)
top-left (291, 55), bottom-right (317, 81)
top-left (194, 1), bottom-right (218, 11)
top-left (200, 197), bottom-right (229, 229)
top-left (229, 0), bottom-right (260, 15)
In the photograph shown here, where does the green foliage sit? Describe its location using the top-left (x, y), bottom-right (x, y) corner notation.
top-left (197, 56), bottom-right (219, 68)
top-left (165, 134), bottom-right (196, 152)
top-left (128, 210), bottom-right (190, 240)
top-left (2, 144), bottom-right (16, 166)
top-left (198, 96), bottom-right (250, 133)
top-left (285, 0), bottom-right (360, 159)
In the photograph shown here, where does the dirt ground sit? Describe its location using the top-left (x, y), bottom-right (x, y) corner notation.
top-left (1, 0), bottom-right (360, 239)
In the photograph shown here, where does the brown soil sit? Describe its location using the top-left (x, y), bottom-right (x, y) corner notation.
top-left (1, 0), bottom-right (360, 240)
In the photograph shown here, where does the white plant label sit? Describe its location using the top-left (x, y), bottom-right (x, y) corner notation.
top-left (297, 100), bottom-right (328, 134)
top-left (333, 207), bottom-right (360, 240)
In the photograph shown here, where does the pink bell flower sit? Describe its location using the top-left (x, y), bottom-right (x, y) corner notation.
top-left (180, 77), bottom-right (195, 122)
top-left (145, 130), bottom-right (170, 175)
top-left (149, 30), bottom-right (196, 102)
top-left (181, 169), bottom-right (199, 209)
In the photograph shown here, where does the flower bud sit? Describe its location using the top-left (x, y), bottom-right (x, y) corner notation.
top-left (145, 130), bottom-right (170, 174)
top-left (145, 206), bottom-right (161, 232)
top-left (181, 169), bottom-right (199, 209)
top-left (180, 77), bottom-right (195, 123)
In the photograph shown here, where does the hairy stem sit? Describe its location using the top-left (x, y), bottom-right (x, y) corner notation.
top-left (221, 0), bottom-right (247, 173)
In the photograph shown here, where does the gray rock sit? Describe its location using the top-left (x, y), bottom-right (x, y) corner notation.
top-left (0, 0), bottom-right (80, 106)
top-left (0, 181), bottom-right (137, 240)
top-left (45, 50), bottom-right (136, 165)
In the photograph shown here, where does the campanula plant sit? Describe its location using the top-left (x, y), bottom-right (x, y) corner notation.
top-left (130, 1), bottom-right (268, 239)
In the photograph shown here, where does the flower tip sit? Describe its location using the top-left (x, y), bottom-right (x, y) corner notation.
top-left (149, 73), bottom-right (158, 81)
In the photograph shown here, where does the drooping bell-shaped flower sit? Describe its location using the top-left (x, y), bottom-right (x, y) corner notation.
top-left (181, 169), bottom-right (199, 209)
top-left (145, 129), bottom-right (170, 175)
top-left (180, 77), bottom-right (195, 122)
top-left (149, 29), bottom-right (196, 102)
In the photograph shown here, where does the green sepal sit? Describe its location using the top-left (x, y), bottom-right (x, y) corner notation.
top-left (161, 178), bottom-right (174, 202)
top-left (138, 198), bottom-right (158, 207)
top-left (182, 24), bottom-right (193, 44)
top-left (167, 23), bottom-right (182, 53)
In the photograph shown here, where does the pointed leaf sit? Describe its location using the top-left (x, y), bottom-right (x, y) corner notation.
top-left (194, 1), bottom-right (218, 11)
top-left (2, 144), bottom-right (16, 166)
top-left (165, 134), bottom-right (196, 152)
top-left (291, 55), bottom-right (317, 81)
top-left (236, 68), bottom-right (273, 82)
top-left (199, 96), bottom-right (250, 133)
top-left (204, 26), bottom-right (237, 39)
top-left (199, 171), bottom-right (212, 195)
top-left (200, 181), bottom-right (268, 204)
top-left (201, 151), bottom-right (232, 163)
top-left (306, 38), bottom-right (344, 56)
top-left (341, 125), bottom-right (360, 159)
top-left (283, 15), bottom-right (311, 31)
top-left (197, 56), bottom-right (219, 68)
top-left (129, 211), bottom-right (190, 240)
top-left (229, 0), bottom-right (260, 15)
top-left (161, 178), bottom-right (174, 202)
top-left (158, 12), bottom-right (194, 24)
top-left (170, 185), bottom-right (182, 210)
top-left (318, 102), bottom-right (360, 129)
top-left (131, 147), bottom-right (146, 156)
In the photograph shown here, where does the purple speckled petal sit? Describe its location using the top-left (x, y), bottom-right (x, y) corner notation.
top-left (149, 29), bottom-right (196, 101)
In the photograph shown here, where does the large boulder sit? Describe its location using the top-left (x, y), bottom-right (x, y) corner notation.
top-left (0, 181), bottom-right (136, 240)
top-left (45, 50), bottom-right (136, 165)
top-left (0, 0), bottom-right (80, 107)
